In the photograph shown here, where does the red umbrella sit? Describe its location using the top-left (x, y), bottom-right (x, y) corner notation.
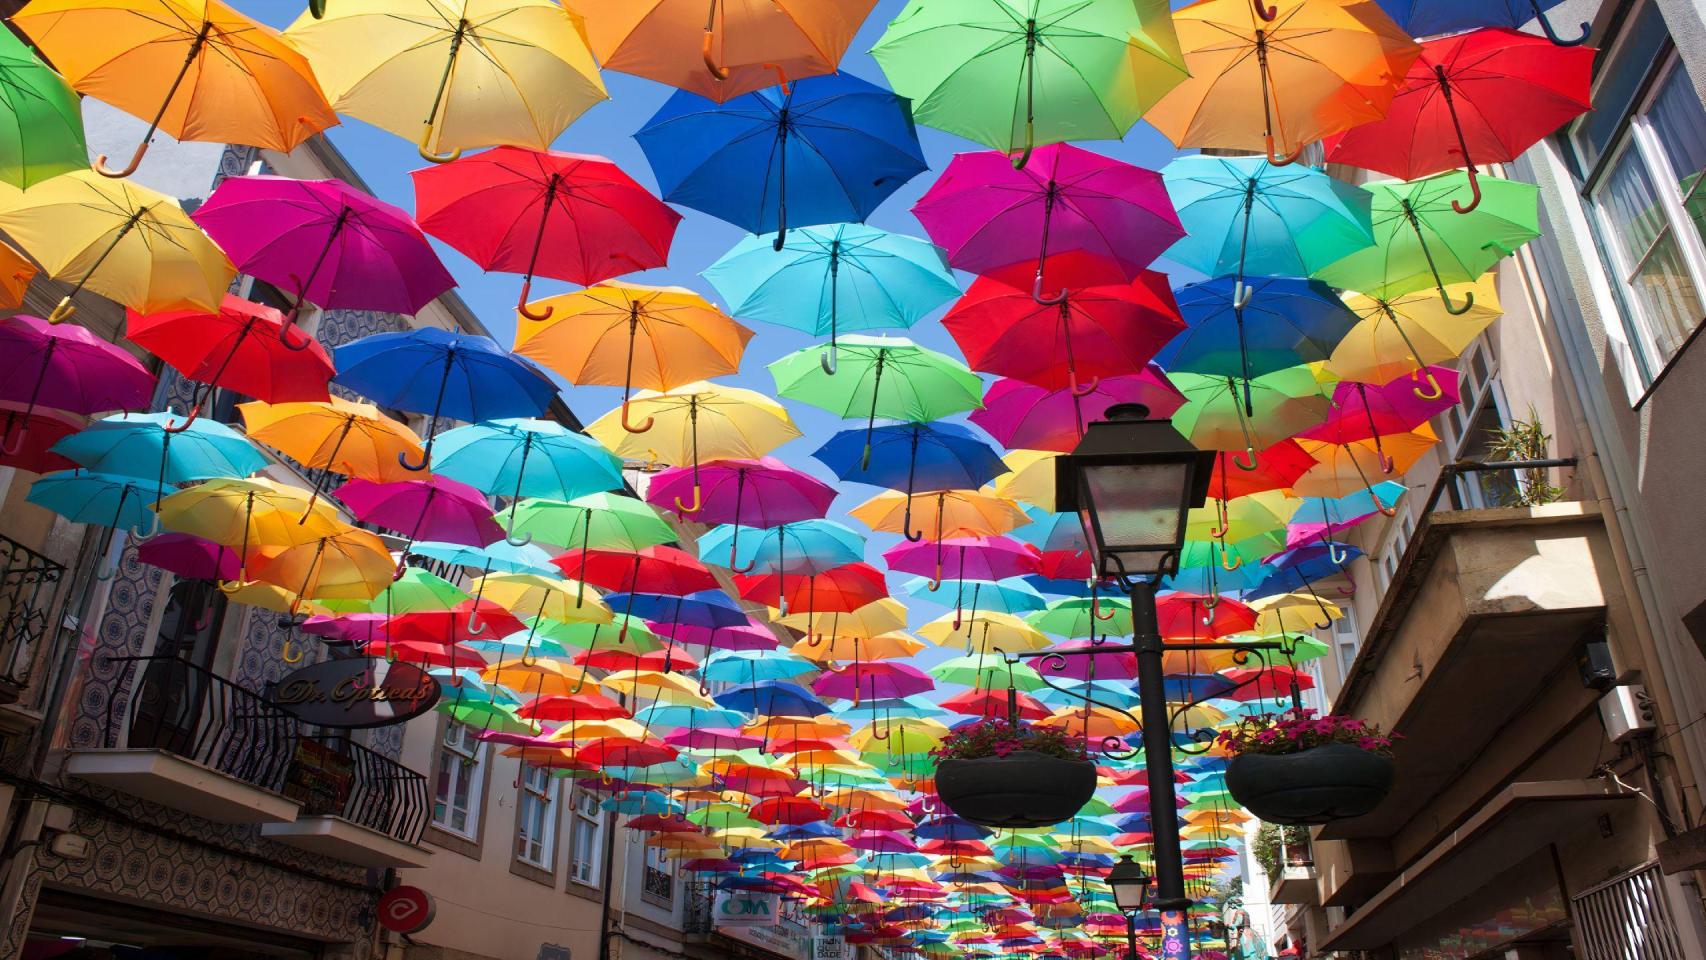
top-left (837, 809), bottom-right (913, 831)
top-left (1036, 550), bottom-right (1092, 581)
top-left (1219, 665), bottom-right (1316, 702)
top-left (1155, 592), bottom-right (1257, 640)
top-left (1204, 440), bottom-right (1317, 502)
top-left (577, 737), bottom-right (678, 768)
top-left (126, 296), bottom-right (335, 431)
top-left (1323, 28), bottom-right (1594, 213)
top-left (943, 274), bottom-right (1183, 394)
top-left (939, 687), bottom-right (1050, 721)
top-left (0, 405), bottom-right (79, 474)
top-left (517, 692), bottom-right (630, 722)
top-left (554, 545), bottom-right (720, 595)
top-left (751, 796), bottom-right (832, 825)
top-left (385, 601), bottom-right (527, 645)
top-left (969, 370), bottom-right (1185, 454)
top-left (733, 562), bottom-right (887, 616)
top-left (364, 639), bottom-right (490, 669)
top-left (573, 645), bottom-right (700, 673)
top-left (412, 147), bottom-right (681, 319)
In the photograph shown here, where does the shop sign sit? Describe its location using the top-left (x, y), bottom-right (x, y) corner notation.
top-left (377, 885), bottom-right (435, 934)
top-left (267, 657), bottom-right (440, 728)
top-left (714, 890), bottom-right (781, 927)
top-left (814, 935), bottom-right (848, 960)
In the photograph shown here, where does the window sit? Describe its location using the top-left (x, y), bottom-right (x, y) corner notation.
top-left (568, 787), bottom-right (604, 886)
top-left (1373, 509), bottom-right (1417, 594)
top-left (1331, 608), bottom-right (1360, 679)
top-left (643, 843), bottom-right (674, 903)
top-left (516, 764), bottom-right (558, 869)
top-left (1435, 338), bottom-right (1516, 508)
top-left (432, 721), bottom-right (485, 838)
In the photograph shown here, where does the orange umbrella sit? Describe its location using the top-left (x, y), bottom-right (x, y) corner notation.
top-left (0, 241), bottom-right (36, 310)
top-left (1292, 426), bottom-right (1437, 500)
top-left (565, 0), bottom-right (878, 101)
top-left (238, 398), bottom-right (424, 510)
top-left (14, 0), bottom-right (338, 178)
top-left (1145, 0), bottom-right (1419, 164)
top-left (514, 281), bottom-right (753, 413)
top-left (248, 528), bottom-right (392, 607)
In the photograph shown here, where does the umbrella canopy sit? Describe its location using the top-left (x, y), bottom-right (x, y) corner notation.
top-left (814, 422), bottom-right (1007, 513)
top-left (0, 25), bottom-right (86, 188)
top-left (1169, 368), bottom-right (1334, 462)
top-left (429, 419), bottom-right (625, 531)
top-left (16, 0), bottom-right (337, 176)
top-left (336, 474), bottom-right (504, 553)
top-left (700, 519), bottom-right (866, 577)
top-left (1373, 0), bottom-right (1590, 47)
top-left (156, 476), bottom-right (344, 567)
top-left (27, 469), bottom-right (160, 538)
top-left (239, 398), bottom-right (423, 487)
top-left (565, 0), bottom-right (877, 101)
top-left (585, 382), bottom-right (799, 466)
top-left (53, 412), bottom-right (265, 501)
top-left (0, 406), bottom-right (81, 475)
top-left (0, 315), bottom-right (156, 454)
top-left (636, 73), bottom-right (927, 245)
top-left (287, 0), bottom-right (605, 158)
top-left (249, 528), bottom-right (393, 606)
top-left (0, 170), bottom-right (235, 323)
top-left (647, 457), bottom-right (835, 532)
top-left (1328, 277), bottom-right (1502, 387)
top-left (871, 0), bottom-right (1187, 165)
top-left (969, 371), bottom-right (1185, 454)
top-left (501, 493), bottom-right (675, 554)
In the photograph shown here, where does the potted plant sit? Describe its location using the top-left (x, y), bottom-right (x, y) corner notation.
top-left (1220, 710), bottom-right (1397, 826)
top-left (930, 718), bottom-right (1097, 828)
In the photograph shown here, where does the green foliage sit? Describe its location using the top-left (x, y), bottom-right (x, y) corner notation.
top-left (1252, 823), bottom-right (1310, 881)
top-left (929, 718), bottom-right (1088, 762)
top-left (1486, 405), bottom-right (1565, 507)
top-left (1217, 708), bottom-right (1397, 758)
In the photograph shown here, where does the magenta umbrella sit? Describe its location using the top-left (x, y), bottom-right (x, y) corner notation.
top-left (136, 532), bottom-right (241, 581)
top-left (1033, 640), bottom-right (1138, 681)
top-left (336, 474), bottom-right (504, 570)
top-left (911, 145), bottom-right (1183, 302)
top-left (969, 369), bottom-right (1186, 454)
top-left (651, 620), bottom-right (779, 653)
top-left (0, 315), bottom-right (155, 455)
top-left (300, 612), bottom-right (388, 646)
top-left (663, 727), bottom-right (764, 751)
top-left (1296, 366), bottom-right (1461, 472)
top-left (885, 535), bottom-right (1041, 629)
top-left (645, 458), bottom-right (835, 559)
top-left (846, 830), bottom-right (920, 854)
top-left (1285, 509), bottom-right (1383, 550)
top-left (813, 661), bottom-right (934, 705)
top-left (191, 176), bottom-right (455, 346)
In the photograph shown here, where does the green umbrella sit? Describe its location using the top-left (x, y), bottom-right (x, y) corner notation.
top-left (871, 0), bottom-right (1186, 168)
top-left (927, 653), bottom-right (1046, 691)
top-left (532, 616), bottom-right (664, 653)
top-left (769, 334), bottom-right (983, 469)
top-left (1027, 596), bottom-right (1133, 638)
top-left (1315, 172), bottom-right (1539, 316)
top-left (1177, 532), bottom-right (1288, 573)
top-left (322, 567), bottom-right (467, 614)
top-left (440, 699), bottom-right (536, 735)
top-left (501, 491), bottom-right (675, 604)
top-left (0, 27), bottom-right (87, 189)
top-left (1168, 368), bottom-right (1332, 470)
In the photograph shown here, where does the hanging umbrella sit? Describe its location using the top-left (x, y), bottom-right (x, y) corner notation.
top-left (780, 598), bottom-right (908, 643)
top-left (699, 520), bottom-right (865, 578)
top-left (1328, 276), bottom-right (1502, 390)
top-left (1292, 428), bottom-right (1439, 499)
top-left (248, 528), bottom-right (393, 607)
top-left (332, 328), bottom-right (558, 470)
top-left (500, 493), bottom-right (675, 554)
top-left (871, 0), bottom-right (1186, 167)
top-left (585, 385), bottom-right (800, 508)
top-left (771, 336), bottom-right (982, 471)
top-left (0, 170), bottom-right (235, 323)
top-left (52, 412), bottom-right (265, 504)
top-left (191, 175), bottom-right (455, 334)
top-left (0, 405), bottom-right (79, 475)
top-left (555, 546), bottom-right (720, 596)
top-left (969, 371), bottom-right (1185, 454)
top-left (647, 458), bottom-right (835, 563)
top-left (16, 0), bottom-right (337, 177)
top-left (1372, 0), bottom-right (1590, 46)
top-left (734, 562), bottom-right (889, 619)
top-left (1156, 592), bottom-right (1258, 640)
top-left (136, 532), bottom-right (243, 582)
top-left (27, 468), bottom-right (161, 543)
top-left (336, 474), bottom-right (505, 561)
top-left (155, 476), bottom-right (344, 583)
top-left (1168, 369), bottom-right (1334, 468)
top-left (1324, 29), bottom-right (1593, 213)
top-left (944, 275), bottom-right (1183, 395)
top-left (287, 0), bottom-right (605, 159)
top-left (0, 314), bottom-right (155, 455)
top-left (126, 296), bottom-right (334, 431)
top-left (428, 418), bottom-right (625, 538)
top-left (913, 145), bottom-right (1183, 299)
top-left (703, 224), bottom-right (959, 373)
top-left (1162, 154), bottom-right (1373, 286)
top-left (565, 0), bottom-right (877, 101)
top-left (0, 25), bottom-right (86, 188)
top-left (1286, 483), bottom-right (1405, 550)
top-left (639, 74), bottom-right (926, 250)
top-left (815, 662), bottom-right (935, 706)
top-left (1314, 172), bottom-right (1539, 315)
top-left (239, 398), bottom-right (423, 509)
top-left (1150, 0), bottom-right (1419, 161)
top-left (1298, 369), bottom-right (1461, 471)
top-left (851, 488), bottom-right (1029, 544)
top-left (410, 539), bottom-right (558, 577)
top-left (814, 422), bottom-right (1007, 540)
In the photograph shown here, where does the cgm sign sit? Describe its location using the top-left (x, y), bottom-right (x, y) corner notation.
top-left (267, 657), bottom-right (441, 729)
top-left (713, 890), bottom-right (781, 927)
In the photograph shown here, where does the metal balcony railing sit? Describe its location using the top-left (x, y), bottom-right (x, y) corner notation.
top-left (0, 532), bottom-right (68, 698)
top-left (1420, 457), bottom-right (1580, 515)
top-left (643, 864), bottom-right (674, 902)
top-left (101, 655), bottom-right (299, 794)
top-left (297, 735), bottom-right (430, 844)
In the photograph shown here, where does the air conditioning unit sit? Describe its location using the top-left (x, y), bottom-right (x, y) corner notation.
top-left (1600, 684), bottom-right (1657, 743)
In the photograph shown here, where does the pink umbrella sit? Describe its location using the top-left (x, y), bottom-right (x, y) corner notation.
top-left (136, 532), bottom-right (242, 581)
top-left (912, 145), bottom-right (1183, 302)
top-left (646, 457), bottom-right (834, 531)
top-left (663, 727), bottom-right (764, 751)
top-left (0, 315), bottom-right (155, 455)
top-left (336, 474), bottom-right (503, 567)
top-left (812, 661), bottom-right (934, 704)
top-left (1285, 509), bottom-right (1383, 550)
top-left (885, 536), bottom-right (1041, 630)
top-left (969, 369), bottom-right (1186, 453)
top-left (651, 620), bottom-right (780, 652)
top-left (1297, 366), bottom-right (1461, 472)
top-left (300, 612), bottom-right (387, 646)
top-left (190, 176), bottom-right (455, 343)
top-left (846, 830), bottom-right (919, 854)
top-left (1033, 640), bottom-right (1138, 681)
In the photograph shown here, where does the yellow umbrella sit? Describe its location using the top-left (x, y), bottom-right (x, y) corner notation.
top-left (1329, 277), bottom-right (1503, 388)
top-left (990, 449), bottom-right (1059, 509)
top-left (238, 398), bottom-right (425, 508)
top-left (1038, 705), bottom-right (1139, 739)
top-left (601, 669), bottom-right (715, 707)
top-left (155, 476), bottom-right (344, 580)
top-left (1292, 425), bottom-right (1437, 498)
top-left (780, 598), bottom-right (908, 640)
top-left (917, 611), bottom-right (1050, 653)
top-left (482, 658), bottom-right (592, 696)
top-left (15, 0), bottom-right (339, 177)
top-left (249, 528), bottom-right (392, 607)
top-left (585, 381), bottom-right (798, 462)
top-left (544, 717), bottom-right (647, 742)
top-left (1251, 592), bottom-right (1343, 635)
top-left (470, 572), bottom-right (613, 625)
top-left (821, 786), bottom-right (907, 812)
top-left (287, 0), bottom-right (606, 162)
top-left (850, 488), bottom-right (1028, 541)
top-left (0, 171), bottom-right (234, 323)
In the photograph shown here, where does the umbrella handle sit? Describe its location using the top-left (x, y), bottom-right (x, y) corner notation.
top-left (1232, 445), bottom-right (1259, 472)
top-left (701, 30), bottom-right (730, 80)
top-left (1264, 135), bottom-right (1305, 167)
top-left (621, 399), bottom-right (655, 434)
top-left (1371, 489), bottom-right (1398, 518)
top-left (309, 0), bottom-right (326, 16)
top-left (1220, 544), bottom-right (1242, 572)
top-left (94, 140), bottom-right (150, 179)
top-left (820, 342), bottom-right (837, 376)
top-left (1201, 602), bottom-right (1215, 627)
top-left (763, 63), bottom-right (792, 96)
top-left (417, 123), bottom-right (462, 164)
top-left (128, 511), bottom-right (160, 543)
top-left (398, 446), bottom-right (431, 472)
top-left (505, 531), bottom-right (533, 547)
top-left (1438, 285), bottom-right (1475, 316)
top-left (282, 637), bottom-right (305, 664)
top-left (1233, 281), bottom-right (1254, 310)
top-left (673, 484), bottom-right (703, 515)
top-left (0, 423), bottom-right (26, 456)
top-left (1451, 167), bottom-right (1483, 215)
top-left (517, 281), bottom-right (555, 322)
top-left (730, 546), bottom-right (758, 575)
top-left (466, 608), bottom-right (486, 636)
top-left (46, 296), bottom-right (76, 325)
top-left (1069, 372), bottom-right (1100, 398)
top-left (1251, 0), bottom-right (1279, 18)
top-left (162, 398), bottom-right (205, 434)
top-left (1534, 5), bottom-right (1592, 44)
top-left (1337, 581), bottom-right (1357, 597)
top-left (925, 559), bottom-right (942, 593)
top-left (1413, 367), bottom-right (1444, 401)
top-left (1378, 451), bottom-right (1396, 475)
top-left (277, 318), bottom-right (317, 352)
top-left (1091, 596), bottom-right (1117, 621)
top-left (1031, 274), bottom-right (1067, 306)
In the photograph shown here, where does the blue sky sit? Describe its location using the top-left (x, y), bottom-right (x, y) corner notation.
top-left (242, 0), bottom-right (1191, 633)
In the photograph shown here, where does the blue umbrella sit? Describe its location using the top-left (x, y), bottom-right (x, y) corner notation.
top-left (1018, 574), bottom-right (1096, 598)
top-left (702, 649), bottom-right (817, 683)
top-left (428, 418), bottom-right (623, 544)
top-left (1158, 276), bottom-right (1356, 417)
top-left (712, 680), bottom-right (830, 717)
top-left (697, 519), bottom-right (864, 577)
top-left (26, 471), bottom-right (161, 571)
top-left (51, 412), bottom-right (265, 502)
top-left (607, 590), bottom-right (750, 631)
top-left (814, 421), bottom-right (1007, 540)
top-left (632, 704), bottom-right (747, 729)
top-left (913, 816), bottom-right (992, 840)
top-left (636, 73), bottom-right (927, 250)
top-left (703, 223), bottom-right (958, 373)
top-left (407, 540), bottom-right (558, 576)
top-left (1374, 0), bottom-right (1589, 43)
top-left (1163, 561), bottom-right (1273, 597)
top-left (831, 695), bottom-right (945, 720)
top-left (769, 822), bottom-right (840, 840)
top-left (900, 576), bottom-right (1047, 614)
top-left (1009, 506), bottom-right (1088, 553)
top-left (331, 329), bottom-right (557, 471)
top-left (1246, 543), bottom-right (1365, 601)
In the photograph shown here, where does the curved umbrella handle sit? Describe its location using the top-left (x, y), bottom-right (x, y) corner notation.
top-left (1031, 273), bottom-right (1067, 306)
top-left (0, 424), bottom-right (27, 456)
top-left (1233, 281), bottom-right (1254, 310)
top-left (1232, 445), bottom-right (1260, 472)
top-left (308, 0), bottom-right (326, 16)
top-left (1371, 490), bottom-right (1398, 518)
top-left (1202, 602), bottom-right (1216, 627)
top-left (1252, 0), bottom-right (1279, 19)
top-left (673, 484), bottom-right (703, 515)
top-left (1328, 542), bottom-right (1349, 565)
top-left (465, 609), bottom-right (487, 636)
top-left (94, 140), bottom-right (150, 179)
top-left (1534, 5), bottom-right (1592, 44)
top-left (392, 558), bottom-right (411, 582)
top-left (868, 723), bottom-right (891, 741)
top-left (1378, 450), bottom-right (1396, 475)
top-left (1264, 135), bottom-right (1305, 167)
top-left (1201, 591), bottom-right (1220, 611)
top-left (282, 637), bottom-right (305, 665)
top-left (1438, 285), bottom-right (1475, 316)
top-left (505, 530), bottom-right (533, 547)
top-left (129, 512), bottom-right (160, 543)
top-left (1451, 166), bottom-right (1483, 215)
top-left (820, 342), bottom-right (837, 376)
top-left (1337, 581), bottom-right (1358, 597)
top-left (806, 632), bottom-right (826, 648)
top-left (277, 319), bottom-right (317, 353)
top-left (517, 281), bottom-right (555, 322)
top-left (1069, 372), bottom-right (1101, 398)
top-left (621, 399), bottom-right (655, 434)
top-left (730, 551), bottom-right (758, 575)
top-left (162, 399), bottom-right (205, 434)
top-left (902, 493), bottom-right (925, 543)
top-left (925, 557), bottom-right (943, 593)
top-left (1091, 596), bottom-right (1117, 621)
top-left (1220, 546), bottom-right (1243, 572)
top-left (1413, 368), bottom-right (1444, 401)
top-left (397, 447), bottom-right (431, 472)
top-left (217, 575), bottom-right (246, 595)
top-left (47, 296), bottom-right (76, 325)
top-left (417, 123), bottom-right (462, 164)
top-left (701, 30), bottom-right (731, 80)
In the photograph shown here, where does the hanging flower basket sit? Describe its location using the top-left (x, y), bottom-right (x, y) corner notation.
top-left (1220, 711), bottom-right (1397, 826)
top-left (930, 719), bottom-right (1097, 828)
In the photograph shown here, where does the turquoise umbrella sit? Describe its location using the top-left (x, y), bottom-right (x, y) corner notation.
top-left (50, 413), bottom-right (266, 504)
top-left (408, 540), bottom-right (559, 576)
top-left (429, 418), bottom-right (624, 544)
top-left (702, 649), bottom-right (818, 683)
top-left (27, 471), bottom-right (161, 577)
top-left (697, 519), bottom-right (865, 575)
top-left (900, 576), bottom-right (1047, 614)
top-left (703, 223), bottom-right (960, 374)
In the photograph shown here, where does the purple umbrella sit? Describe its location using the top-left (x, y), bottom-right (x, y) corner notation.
top-left (136, 532), bottom-right (241, 581)
top-left (1033, 640), bottom-right (1138, 681)
top-left (646, 458), bottom-right (834, 564)
top-left (884, 536), bottom-right (1041, 627)
top-left (191, 176), bottom-right (455, 347)
top-left (0, 315), bottom-right (155, 454)
top-left (812, 661), bottom-right (934, 705)
top-left (846, 830), bottom-right (919, 854)
top-left (300, 612), bottom-right (388, 645)
top-left (336, 474), bottom-right (503, 569)
top-left (969, 369), bottom-right (1186, 454)
top-left (650, 620), bottom-right (779, 653)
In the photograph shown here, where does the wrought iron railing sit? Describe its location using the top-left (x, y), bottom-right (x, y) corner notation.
top-left (683, 879), bottom-right (716, 934)
top-left (102, 655), bottom-right (299, 794)
top-left (1420, 457), bottom-right (1580, 515)
top-left (297, 735), bottom-right (430, 844)
top-left (643, 864), bottom-right (674, 902)
top-left (0, 532), bottom-right (67, 699)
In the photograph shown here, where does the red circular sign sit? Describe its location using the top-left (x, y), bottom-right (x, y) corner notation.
top-left (377, 885), bottom-right (436, 934)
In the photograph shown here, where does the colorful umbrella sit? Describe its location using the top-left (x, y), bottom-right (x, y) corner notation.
top-left (1328, 277), bottom-right (1502, 390)
top-left (52, 411), bottom-right (265, 502)
top-left (0, 25), bottom-right (86, 188)
top-left (1292, 428), bottom-right (1438, 499)
top-left (287, 0), bottom-right (606, 159)
top-left (16, 0), bottom-right (337, 177)
top-left (871, 0), bottom-right (1187, 166)
top-left (700, 520), bottom-right (866, 578)
top-left (428, 418), bottom-right (625, 536)
top-left (814, 422), bottom-right (1007, 538)
top-left (500, 493), bottom-right (675, 555)
top-left (647, 458), bottom-right (835, 544)
top-left (0, 405), bottom-right (80, 475)
top-left (1298, 368), bottom-right (1460, 471)
top-left (238, 398), bottom-right (424, 503)
top-left (248, 527), bottom-right (393, 607)
top-left (1373, 0), bottom-right (1590, 46)
top-left (336, 474), bottom-right (504, 559)
top-left (636, 73), bottom-right (927, 247)
top-left (27, 470), bottom-right (162, 567)
top-left (0, 314), bottom-right (155, 455)
top-left (1168, 369), bottom-right (1334, 465)
top-left (734, 562), bottom-right (889, 618)
top-left (703, 224), bottom-right (960, 373)
top-left (969, 371), bottom-right (1185, 454)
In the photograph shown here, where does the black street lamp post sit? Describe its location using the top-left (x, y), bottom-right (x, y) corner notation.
top-left (1106, 854), bottom-right (1152, 960)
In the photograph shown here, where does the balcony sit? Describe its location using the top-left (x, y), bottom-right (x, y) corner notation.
top-left (66, 655), bottom-right (302, 823)
top-left (260, 735), bottom-right (433, 868)
top-left (0, 532), bottom-right (69, 726)
top-left (1268, 838), bottom-right (1317, 905)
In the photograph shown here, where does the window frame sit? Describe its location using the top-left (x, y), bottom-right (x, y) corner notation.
top-left (567, 786), bottom-right (605, 888)
top-left (514, 763), bottom-right (559, 872)
top-left (430, 720), bottom-right (486, 842)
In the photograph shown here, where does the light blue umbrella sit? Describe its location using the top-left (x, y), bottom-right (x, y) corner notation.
top-left (832, 695), bottom-right (945, 720)
top-left (702, 649), bottom-right (817, 683)
top-left (428, 418), bottom-right (623, 544)
top-left (697, 519), bottom-right (865, 576)
top-left (25, 471), bottom-right (160, 555)
top-left (50, 412), bottom-right (265, 502)
top-left (632, 704), bottom-right (747, 729)
top-left (408, 539), bottom-right (558, 576)
top-left (1034, 681), bottom-right (1142, 712)
top-left (1009, 506), bottom-right (1088, 553)
top-left (703, 223), bottom-right (959, 374)
top-left (466, 631), bottom-right (574, 660)
top-left (900, 576), bottom-right (1047, 615)
top-left (602, 790), bottom-right (685, 813)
